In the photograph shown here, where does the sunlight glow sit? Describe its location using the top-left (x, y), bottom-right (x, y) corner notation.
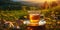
top-left (14, 0), bottom-right (57, 3)
top-left (23, 0), bottom-right (57, 3)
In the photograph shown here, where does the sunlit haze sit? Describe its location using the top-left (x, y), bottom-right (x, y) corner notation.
top-left (13, 0), bottom-right (57, 3)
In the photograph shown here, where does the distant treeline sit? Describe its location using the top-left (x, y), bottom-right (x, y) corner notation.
top-left (0, 0), bottom-right (59, 10)
top-left (0, 0), bottom-right (39, 10)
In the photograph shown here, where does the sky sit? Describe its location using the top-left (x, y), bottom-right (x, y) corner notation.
top-left (13, 0), bottom-right (57, 3)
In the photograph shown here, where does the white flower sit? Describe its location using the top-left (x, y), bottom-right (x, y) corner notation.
top-left (23, 20), bottom-right (30, 25)
top-left (39, 19), bottom-right (46, 25)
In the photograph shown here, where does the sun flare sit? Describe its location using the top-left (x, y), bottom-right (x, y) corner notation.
top-left (25, 0), bottom-right (57, 3)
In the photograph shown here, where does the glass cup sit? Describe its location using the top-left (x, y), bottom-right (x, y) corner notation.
top-left (28, 11), bottom-right (40, 26)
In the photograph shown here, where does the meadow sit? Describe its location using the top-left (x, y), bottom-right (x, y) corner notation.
top-left (0, 6), bottom-right (60, 30)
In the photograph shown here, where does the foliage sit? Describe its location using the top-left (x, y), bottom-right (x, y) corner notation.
top-left (0, 10), bottom-right (28, 20)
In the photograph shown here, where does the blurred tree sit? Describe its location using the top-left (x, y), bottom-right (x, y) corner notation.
top-left (0, 0), bottom-right (24, 10)
top-left (51, 1), bottom-right (58, 7)
top-left (41, 1), bottom-right (49, 9)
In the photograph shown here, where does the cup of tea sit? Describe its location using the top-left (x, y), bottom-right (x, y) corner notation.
top-left (28, 11), bottom-right (40, 26)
